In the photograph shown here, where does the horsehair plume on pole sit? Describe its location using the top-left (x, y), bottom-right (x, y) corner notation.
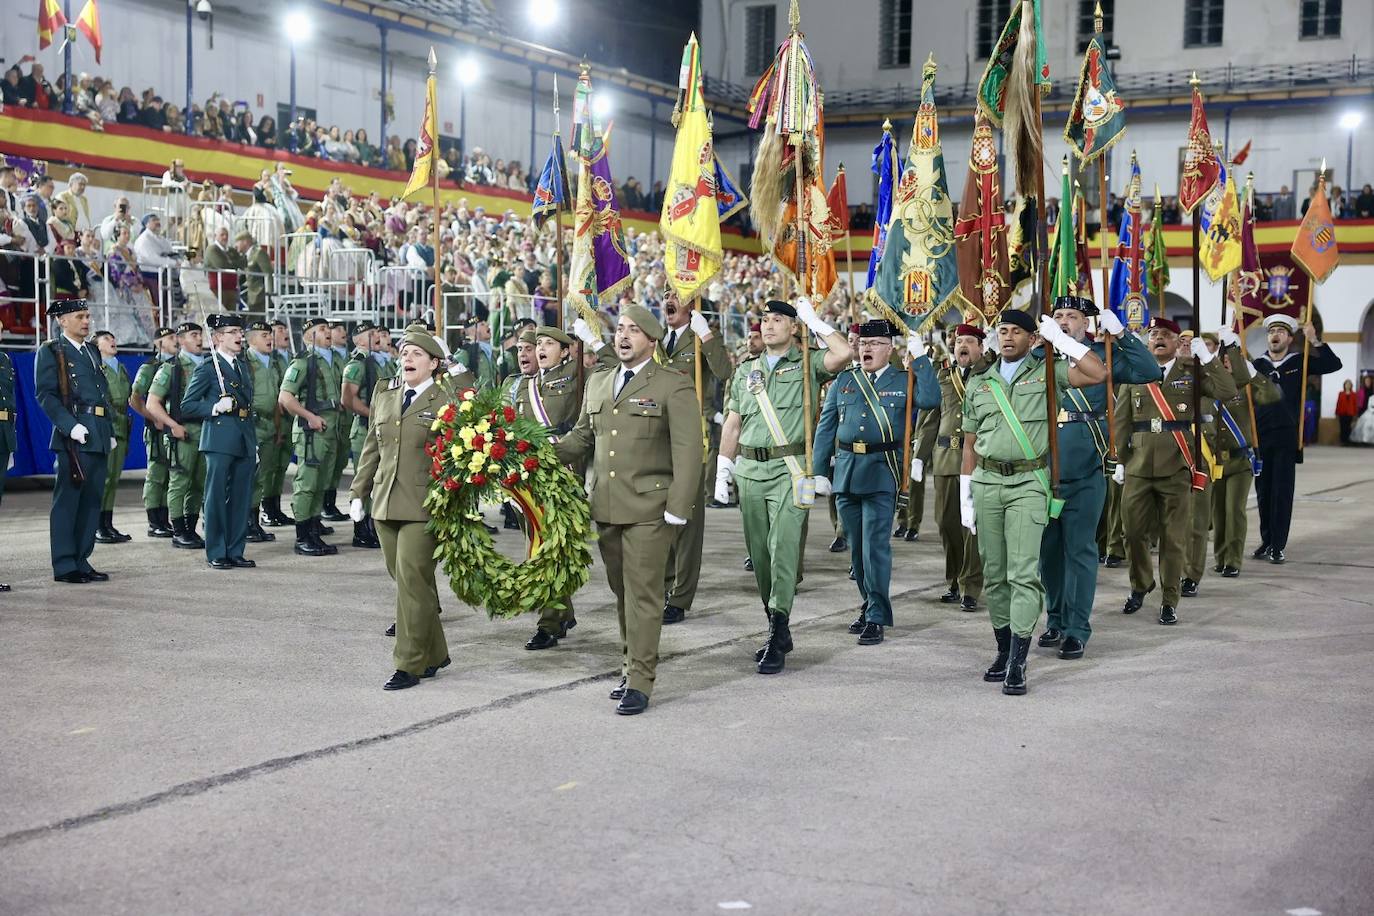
top-left (1003, 1), bottom-right (1045, 201)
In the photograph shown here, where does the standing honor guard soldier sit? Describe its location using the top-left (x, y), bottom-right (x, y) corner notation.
top-left (279, 316), bottom-right (342, 556)
top-left (259, 319), bottom-right (297, 528)
top-left (1209, 326), bottom-right (1275, 577)
top-left (35, 298), bottom-right (116, 584)
top-left (93, 331), bottom-right (134, 544)
top-left (1112, 316), bottom-right (1236, 625)
top-left (145, 322), bottom-right (209, 551)
top-left (553, 305), bottom-right (704, 715)
top-left (1037, 296), bottom-right (1159, 660)
top-left (349, 330), bottom-right (453, 691)
top-left (182, 314), bottom-right (258, 569)
top-left (0, 318), bottom-right (13, 592)
top-left (1250, 314), bottom-right (1342, 564)
top-left (129, 326), bottom-right (179, 538)
top-left (320, 321), bottom-right (352, 525)
top-left (243, 320), bottom-right (284, 543)
top-left (657, 292), bottom-right (733, 626)
top-left (813, 319), bottom-right (939, 646)
top-left (714, 298), bottom-right (853, 676)
top-left (242, 232), bottom-right (274, 313)
top-left (516, 324), bottom-right (585, 650)
top-left (918, 324), bottom-right (990, 612)
top-left (960, 309), bottom-right (1106, 695)
top-left (340, 320), bottom-right (382, 549)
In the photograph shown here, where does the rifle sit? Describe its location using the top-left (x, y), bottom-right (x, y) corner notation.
top-left (50, 340), bottom-right (86, 488)
top-left (298, 352), bottom-right (328, 466)
top-left (165, 355), bottom-right (187, 471)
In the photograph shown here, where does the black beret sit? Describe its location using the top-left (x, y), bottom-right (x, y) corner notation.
top-left (997, 309), bottom-right (1037, 334)
top-left (270, 318), bottom-right (289, 329)
top-left (302, 317), bottom-right (329, 332)
top-left (764, 299), bottom-right (797, 318)
top-left (49, 298), bottom-right (89, 317)
top-left (1053, 295), bottom-right (1098, 317)
top-left (327, 320), bottom-right (345, 330)
top-left (468, 302), bottom-right (491, 324)
top-left (175, 321), bottom-right (203, 335)
top-left (247, 320), bottom-right (271, 332)
top-left (153, 325), bottom-right (177, 340)
top-left (857, 319), bottom-right (897, 339)
top-left (349, 321), bottom-right (375, 337)
top-left (207, 314), bottom-right (243, 330)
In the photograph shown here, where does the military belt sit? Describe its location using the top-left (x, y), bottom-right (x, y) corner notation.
top-left (740, 442), bottom-right (805, 462)
top-left (936, 435), bottom-right (962, 449)
top-left (978, 455), bottom-right (1047, 476)
top-left (840, 440), bottom-right (900, 455)
top-left (76, 405), bottom-right (107, 417)
top-left (0, 409), bottom-right (9, 421)
top-left (225, 408), bottom-right (251, 419)
top-left (1133, 419), bottom-right (1194, 433)
top-left (1059, 410), bottom-right (1103, 423)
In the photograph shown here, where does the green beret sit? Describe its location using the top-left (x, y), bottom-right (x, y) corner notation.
top-left (535, 325), bottom-right (573, 347)
top-left (400, 330), bottom-right (445, 361)
top-left (621, 304), bottom-right (664, 341)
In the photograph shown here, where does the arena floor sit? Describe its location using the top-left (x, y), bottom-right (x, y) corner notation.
top-left (1, 448), bottom-right (1371, 915)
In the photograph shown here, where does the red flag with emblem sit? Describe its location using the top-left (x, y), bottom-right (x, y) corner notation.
top-left (1291, 173), bottom-right (1339, 283)
top-left (953, 112), bottom-right (1009, 323)
top-left (1178, 82), bottom-right (1221, 213)
top-left (826, 167), bottom-right (849, 242)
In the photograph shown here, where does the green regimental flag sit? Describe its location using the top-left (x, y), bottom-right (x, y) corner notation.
top-left (1146, 182), bottom-right (1171, 295)
top-left (976, 0), bottom-right (1050, 127)
top-left (1048, 160), bottom-right (1076, 297)
top-left (1064, 3), bottom-right (1126, 161)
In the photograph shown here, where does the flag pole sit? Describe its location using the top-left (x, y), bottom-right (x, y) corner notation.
top-left (1036, 134), bottom-right (1060, 492)
top-left (1190, 73), bottom-right (1206, 465)
top-left (1097, 160), bottom-right (1116, 458)
top-left (838, 163), bottom-right (858, 328)
top-left (1296, 162), bottom-right (1327, 452)
top-left (793, 129), bottom-right (814, 476)
top-left (1154, 183), bottom-right (1168, 322)
top-left (551, 74), bottom-right (579, 404)
top-left (1238, 174), bottom-right (1261, 451)
top-left (427, 48), bottom-right (443, 342)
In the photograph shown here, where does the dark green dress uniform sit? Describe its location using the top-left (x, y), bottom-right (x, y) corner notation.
top-left (897, 408), bottom-right (932, 538)
top-left (1039, 326), bottom-right (1159, 651)
top-left (812, 334), bottom-right (938, 639)
top-left (0, 346), bottom-right (16, 505)
top-left (149, 350), bottom-right (208, 546)
top-left (35, 323), bottom-right (114, 581)
top-left (1113, 327), bottom-right (1237, 620)
top-left (245, 345), bottom-right (288, 526)
top-left (99, 357), bottom-right (132, 516)
top-left (280, 344), bottom-right (342, 529)
top-left (133, 351), bottom-right (174, 534)
top-left (657, 322), bottom-right (732, 623)
top-left (182, 335), bottom-right (257, 566)
top-left (1211, 357), bottom-right (1279, 575)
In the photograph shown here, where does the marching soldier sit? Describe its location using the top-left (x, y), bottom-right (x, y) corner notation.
top-left (813, 319), bottom-right (939, 646)
top-left (1210, 327), bottom-right (1278, 577)
top-left (260, 319), bottom-right (297, 528)
top-left (714, 298), bottom-right (852, 675)
top-left (93, 330), bottom-right (134, 544)
top-left (182, 314), bottom-right (258, 569)
top-left (0, 318), bottom-right (13, 592)
top-left (340, 321), bottom-right (382, 548)
top-left (145, 322), bottom-right (209, 551)
top-left (320, 321), bottom-right (352, 524)
top-left (1036, 297), bottom-right (1159, 660)
top-left (657, 293), bottom-right (733, 626)
top-left (1113, 317), bottom-right (1236, 625)
top-left (827, 323), bottom-right (862, 552)
top-left (129, 326), bottom-right (179, 538)
top-left (279, 316), bottom-right (343, 556)
top-left (243, 320), bottom-right (285, 543)
top-left (960, 309), bottom-right (1106, 695)
top-left (35, 298), bottom-right (115, 584)
top-left (917, 324), bottom-right (990, 612)
top-left (554, 305), bottom-right (703, 715)
top-left (1251, 314), bottom-right (1342, 564)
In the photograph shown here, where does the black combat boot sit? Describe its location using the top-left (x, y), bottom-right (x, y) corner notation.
top-left (106, 511), bottom-right (132, 542)
top-left (184, 514), bottom-right (206, 549)
top-left (352, 519), bottom-right (379, 548)
top-left (321, 491), bottom-right (347, 522)
top-left (984, 626), bottom-right (1012, 682)
top-left (1003, 633), bottom-right (1031, 696)
top-left (147, 507), bottom-right (173, 538)
top-left (756, 611), bottom-right (790, 675)
top-left (96, 510), bottom-right (129, 544)
top-left (294, 520), bottom-right (326, 556)
top-left (171, 516), bottom-right (200, 550)
top-left (310, 518), bottom-right (339, 555)
top-left (246, 509), bottom-right (275, 543)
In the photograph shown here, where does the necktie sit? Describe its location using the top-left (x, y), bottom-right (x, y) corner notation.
top-left (666, 330), bottom-right (677, 354)
top-left (618, 369), bottom-right (634, 398)
top-left (401, 388), bottom-right (415, 414)
top-left (869, 371), bottom-right (879, 386)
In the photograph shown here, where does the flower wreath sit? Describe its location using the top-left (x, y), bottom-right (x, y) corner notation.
top-left (424, 386), bottom-right (593, 619)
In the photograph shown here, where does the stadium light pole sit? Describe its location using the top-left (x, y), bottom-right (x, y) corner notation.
top-left (1339, 111), bottom-right (1364, 201)
top-left (284, 11), bottom-right (312, 131)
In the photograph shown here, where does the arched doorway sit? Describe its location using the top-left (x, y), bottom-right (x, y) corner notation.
top-left (1360, 300), bottom-right (1374, 377)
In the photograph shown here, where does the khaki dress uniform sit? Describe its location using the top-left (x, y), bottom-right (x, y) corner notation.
top-left (917, 362), bottom-right (984, 606)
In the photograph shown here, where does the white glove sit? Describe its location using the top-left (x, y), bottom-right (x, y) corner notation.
top-left (1218, 325), bottom-right (1240, 348)
top-left (959, 474), bottom-right (976, 533)
top-left (793, 296), bottom-right (835, 338)
top-left (910, 458), bottom-right (924, 482)
top-left (70, 423), bottom-right (89, 444)
top-left (714, 455), bottom-right (734, 505)
top-left (906, 336), bottom-right (923, 359)
top-left (688, 309), bottom-right (711, 339)
top-left (1039, 314), bottom-right (1090, 361)
top-left (447, 362), bottom-right (466, 377)
top-left (1190, 336), bottom-right (1216, 365)
top-left (211, 395), bottom-right (234, 416)
top-left (109, 437), bottom-right (117, 449)
top-left (813, 475), bottom-right (833, 497)
top-left (348, 498), bottom-right (365, 522)
top-left (1112, 463), bottom-right (1125, 485)
top-left (1099, 310), bottom-right (1124, 337)
top-left (712, 411), bottom-right (724, 426)
top-left (572, 317), bottom-right (604, 351)
top-left (663, 511), bottom-right (688, 526)
top-left (6, 453), bottom-right (12, 471)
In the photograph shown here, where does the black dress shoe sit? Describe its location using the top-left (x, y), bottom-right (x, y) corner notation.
top-left (1270, 549), bottom-right (1286, 564)
top-left (422, 657), bottom-right (451, 678)
top-left (848, 565), bottom-right (856, 581)
top-left (1104, 555), bottom-right (1123, 568)
top-left (828, 536), bottom-right (848, 552)
top-left (1037, 628), bottom-right (1062, 648)
top-left (383, 670), bottom-right (421, 690)
top-left (1099, 553), bottom-right (1107, 564)
top-left (615, 688), bottom-right (649, 715)
top-left (609, 676), bottom-right (627, 700)
top-left (960, 595), bottom-right (978, 612)
top-left (1180, 578), bottom-right (1199, 598)
top-left (1159, 604), bottom-right (1178, 626)
top-left (560, 618), bottom-right (577, 637)
top-left (83, 569), bottom-right (109, 582)
top-left (524, 629), bottom-right (559, 650)
top-left (707, 499), bottom-right (728, 509)
top-left (743, 556), bottom-right (753, 571)
top-left (1059, 636), bottom-right (1085, 659)
top-left (662, 605), bottom-right (686, 625)
top-left (0, 583), bottom-right (9, 592)
top-left (847, 611), bottom-right (866, 634)
top-left (892, 526), bottom-right (908, 539)
top-left (1123, 590), bottom-right (1145, 614)
top-left (384, 622), bottom-right (396, 637)
top-left (1213, 563), bottom-right (1224, 574)
top-left (1221, 565), bottom-right (1240, 578)
top-left (939, 588), bottom-right (961, 604)
top-left (208, 558), bottom-right (234, 570)
top-left (483, 523), bottom-right (498, 534)
top-left (1252, 544), bottom-right (1271, 560)
top-left (903, 529), bottom-right (919, 542)
top-left (857, 621), bottom-right (884, 645)
top-left (229, 557), bottom-right (256, 568)
top-left (53, 571), bottom-right (90, 584)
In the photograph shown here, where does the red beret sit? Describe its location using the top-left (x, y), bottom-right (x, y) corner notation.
top-left (1149, 316), bottom-right (1182, 335)
top-left (953, 323), bottom-right (986, 341)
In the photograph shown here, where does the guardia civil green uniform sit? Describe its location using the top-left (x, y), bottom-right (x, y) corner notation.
top-left (260, 333), bottom-right (297, 527)
top-left (133, 343), bottom-right (176, 536)
top-left (554, 306), bottom-right (703, 713)
top-left (35, 304), bottom-right (115, 581)
top-left (149, 342), bottom-right (208, 548)
top-left (813, 322), bottom-right (938, 643)
top-left (182, 316), bottom-right (258, 566)
top-left (280, 322), bottom-right (342, 550)
top-left (1113, 318), bottom-right (1237, 620)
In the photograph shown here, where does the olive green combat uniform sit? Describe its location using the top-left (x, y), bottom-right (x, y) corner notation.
top-left (281, 348), bottom-right (342, 522)
top-left (917, 362), bottom-right (984, 603)
top-left (100, 359), bottom-right (132, 512)
top-left (324, 344), bottom-right (352, 515)
top-left (149, 353), bottom-right (207, 530)
top-left (133, 356), bottom-right (173, 514)
top-left (246, 350), bottom-right (287, 516)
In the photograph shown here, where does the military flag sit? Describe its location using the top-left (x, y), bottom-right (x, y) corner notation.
top-left (1071, 184), bottom-right (1095, 299)
top-left (1179, 78), bottom-right (1221, 213)
top-left (1198, 161), bottom-right (1242, 281)
top-left (826, 167), bottom-right (849, 244)
top-left (530, 134), bottom-right (568, 227)
top-left (38, 0), bottom-right (66, 51)
top-left (1234, 177), bottom-right (1264, 328)
top-left (976, 0), bottom-right (1050, 197)
top-left (1006, 197), bottom-right (1038, 293)
top-left (867, 121), bottom-right (899, 286)
top-left (1291, 170), bottom-right (1340, 283)
top-left (1064, 2), bottom-right (1125, 162)
top-left (867, 56), bottom-right (964, 332)
top-left (953, 113), bottom-right (1009, 323)
top-left (75, 0), bottom-right (102, 64)
top-left (713, 154), bottom-right (748, 222)
top-left (1048, 160), bottom-right (1077, 297)
top-left (568, 67), bottom-right (631, 313)
top-left (400, 61), bottom-right (438, 202)
top-left (1144, 184), bottom-right (1169, 328)
top-left (660, 33), bottom-right (724, 303)
top-left (1109, 155), bottom-right (1150, 330)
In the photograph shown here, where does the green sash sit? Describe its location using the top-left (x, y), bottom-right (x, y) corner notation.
top-left (985, 373), bottom-right (1065, 519)
top-left (851, 368), bottom-right (903, 485)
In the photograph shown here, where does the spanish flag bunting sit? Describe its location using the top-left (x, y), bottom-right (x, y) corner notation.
top-left (76, 0), bottom-right (102, 64)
